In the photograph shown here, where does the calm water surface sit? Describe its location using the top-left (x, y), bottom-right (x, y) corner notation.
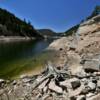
top-left (0, 40), bottom-right (53, 79)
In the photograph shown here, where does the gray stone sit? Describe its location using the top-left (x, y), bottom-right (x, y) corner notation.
top-left (88, 81), bottom-right (96, 90)
top-left (81, 78), bottom-right (88, 85)
top-left (69, 85), bottom-right (85, 97)
top-left (86, 93), bottom-right (95, 98)
top-left (0, 79), bottom-right (5, 83)
top-left (22, 78), bottom-right (31, 83)
top-left (70, 78), bottom-right (81, 89)
top-left (97, 80), bottom-right (100, 88)
top-left (60, 79), bottom-right (72, 88)
top-left (77, 95), bottom-right (86, 100)
top-left (12, 80), bottom-right (17, 85)
top-left (81, 87), bottom-right (89, 94)
top-left (84, 60), bottom-right (100, 72)
top-left (88, 94), bottom-right (100, 100)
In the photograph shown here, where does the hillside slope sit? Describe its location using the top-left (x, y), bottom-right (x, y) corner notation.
top-left (0, 8), bottom-right (43, 39)
top-left (38, 29), bottom-right (57, 39)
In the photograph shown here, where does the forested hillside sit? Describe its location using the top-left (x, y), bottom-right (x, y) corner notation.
top-left (0, 8), bottom-right (43, 39)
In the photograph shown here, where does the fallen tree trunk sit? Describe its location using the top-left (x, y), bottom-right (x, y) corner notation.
top-left (32, 62), bottom-right (69, 91)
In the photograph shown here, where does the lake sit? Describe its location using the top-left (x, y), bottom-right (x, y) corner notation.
top-left (0, 40), bottom-right (54, 79)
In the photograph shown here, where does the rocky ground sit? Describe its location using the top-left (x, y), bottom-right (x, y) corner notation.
top-left (0, 15), bottom-right (100, 100)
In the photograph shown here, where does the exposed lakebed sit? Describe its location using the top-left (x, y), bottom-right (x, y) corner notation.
top-left (0, 39), bottom-right (55, 79)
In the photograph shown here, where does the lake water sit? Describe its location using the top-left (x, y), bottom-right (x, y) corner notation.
top-left (0, 40), bottom-right (53, 79)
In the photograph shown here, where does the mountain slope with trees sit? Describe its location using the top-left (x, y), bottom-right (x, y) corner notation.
top-left (0, 8), bottom-right (43, 39)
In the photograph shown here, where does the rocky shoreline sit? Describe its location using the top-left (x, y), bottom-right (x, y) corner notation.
top-left (0, 14), bottom-right (100, 100)
top-left (0, 36), bottom-right (35, 42)
top-left (0, 62), bottom-right (100, 100)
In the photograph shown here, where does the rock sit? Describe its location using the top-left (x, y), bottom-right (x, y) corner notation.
top-left (88, 94), bottom-right (100, 100)
top-left (90, 77), bottom-right (97, 84)
top-left (22, 78), bottom-right (31, 83)
top-left (20, 74), bottom-right (28, 79)
top-left (97, 80), bottom-right (100, 88)
top-left (84, 60), bottom-right (100, 72)
top-left (48, 80), bottom-right (63, 94)
top-left (86, 93), bottom-right (95, 98)
top-left (47, 37), bottom-right (69, 51)
top-left (60, 78), bottom-right (81, 90)
top-left (88, 81), bottom-right (96, 91)
top-left (77, 95), bottom-right (86, 100)
top-left (0, 89), bottom-right (4, 95)
top-left (12, 80), bottom-right (17, 85)
top-left (70, 96), bottom-right (77, 100)
top-left (0, 79), bottom-right (5, 83)
top-left (69, 84), bottom-right (85, 97)
top-left (70, 78), bottom-right (81, 89)
top-left (81, 87), bottom-right (89, 94)
top-left (81, 78), bottom-right (88, 85)
top-left (60, 79), bottom-right (72, 89)
top-left (76, 69), bottom-right (87, 78)
top-left (0, 79), bottom-right (5, 87)
top-left (94, 72), bottom-right (100, 76)
top-left (67, 53), bottom-right (81, 75)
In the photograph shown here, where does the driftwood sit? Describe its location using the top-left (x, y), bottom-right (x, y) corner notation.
top-left (32, 62), bottom-right (70, 91)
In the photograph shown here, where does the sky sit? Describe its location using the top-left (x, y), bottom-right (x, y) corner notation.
top-left (0, 0), bottom-right (100, 32)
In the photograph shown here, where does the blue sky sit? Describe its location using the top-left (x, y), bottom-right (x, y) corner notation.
top-left (0, 0), bottom-right (100, 32)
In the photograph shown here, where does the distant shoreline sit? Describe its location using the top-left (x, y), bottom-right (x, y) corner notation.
top-left (0, 36), bottom-right (36, 42)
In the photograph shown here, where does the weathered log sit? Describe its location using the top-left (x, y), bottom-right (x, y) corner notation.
top-left (32, 62), bottom-right (69, 91)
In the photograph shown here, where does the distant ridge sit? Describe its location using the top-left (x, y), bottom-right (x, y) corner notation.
top-left (38, 29), bottom-right (57, 38)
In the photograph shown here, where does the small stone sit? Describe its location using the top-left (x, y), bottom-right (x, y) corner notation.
top-left (88, 82), bottom-right (96, 90)
top-left (69, 85), bottom-right (85, 97)
top-left (81, 78), bottom-right (88, 85)
top-left (77, 95), bottom-right (86, 100)
top-left (0, 79), bottom-right (5, 83)
top-left (86, 93), bottom-right (95, 98)
top-left (60, 79), bottom-right (72, 88)
top-left (70, 78), bottom-right (81, 89)
top-left (20, 74), bottom-right (27, 79)
top-left (84, 60), bottom-right (100, 72)
top-left (0, 89), bottom-right (4, 95)
top-left (22, 78), bottom-right (31, 83)
top-left (12, 80), bottom-right (17, 85)
top-left (70, 96), bottom-right (76, 100)
top-left (0, 79), bottom-right (5, 87)
top-left (94, 72), bottom-right (100, 76)
top-left (97, 80), bottom-right (100, 88)
top-left (81, 87), bottom-right (89, 94)
top-left (88, 94), bottom-right (100, 100)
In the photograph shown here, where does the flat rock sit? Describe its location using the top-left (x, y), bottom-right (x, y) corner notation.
top-left (48, 80), bottom-right (63, 94)
top-left (69, 84), bottom-right (85, 97)
top-left (84, 60), bottom-right (100, 72)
